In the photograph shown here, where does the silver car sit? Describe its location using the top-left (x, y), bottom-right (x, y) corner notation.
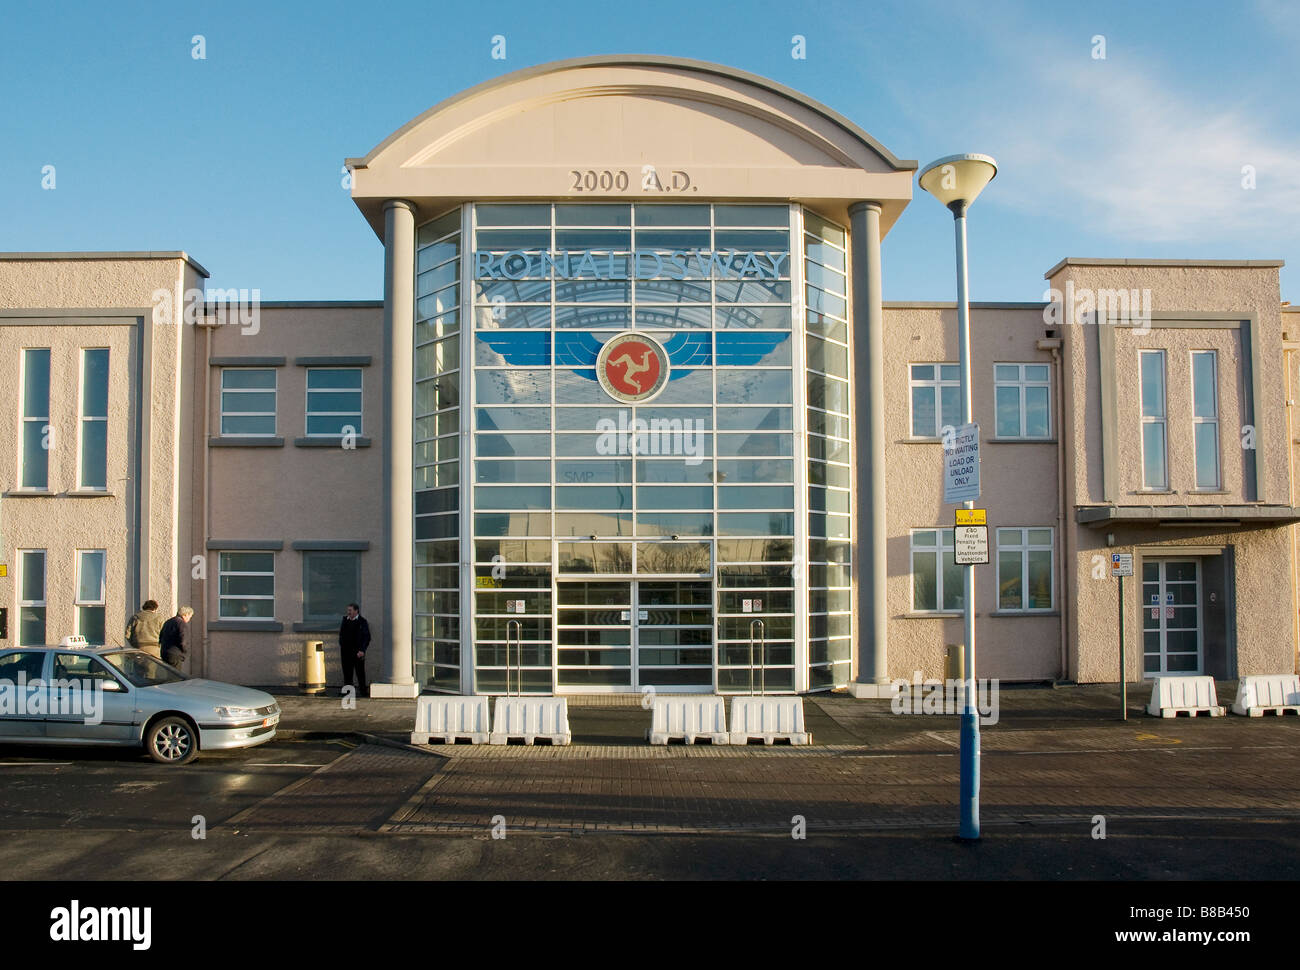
top-left (0, 638), bottom-right (280, 764)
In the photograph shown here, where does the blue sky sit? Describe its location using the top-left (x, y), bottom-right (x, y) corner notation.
top-left (2, 0), bottom-right (1297, 302)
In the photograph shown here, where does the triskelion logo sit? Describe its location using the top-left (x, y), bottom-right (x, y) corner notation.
top-left (596, 332), bottom-right (670, 403)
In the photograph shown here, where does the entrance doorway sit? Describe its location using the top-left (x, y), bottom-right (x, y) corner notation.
top-left (556, 580), bottom-right (713, 691)
top-left (1141, 558), bottom-right (1202, 675)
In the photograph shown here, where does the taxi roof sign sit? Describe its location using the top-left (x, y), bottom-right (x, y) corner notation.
top-left (58, 635), bottom-right (90, 649)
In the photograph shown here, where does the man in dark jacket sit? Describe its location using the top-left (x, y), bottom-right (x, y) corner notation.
top-left (339, 603), bottom-right (371, 694)
top-left (159, 606), bottom-right (194, 668)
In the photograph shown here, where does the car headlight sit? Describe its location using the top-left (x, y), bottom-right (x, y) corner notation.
top-left (213, 706), bottom-right (257, 719)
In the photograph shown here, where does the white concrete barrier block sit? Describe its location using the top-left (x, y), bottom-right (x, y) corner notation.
top-left (728, 695), bottom-right (810, 744)
top-left (490, 697), bottom-right (571, 745)
top-left (1147, 675), bottom-right (1224, 718)
top-left (411, 695), bottom-right (491, 744)
top-left (1232, 674), bottom-right (1300, 716)
top-left (649, 696), bottom-right (729, 745)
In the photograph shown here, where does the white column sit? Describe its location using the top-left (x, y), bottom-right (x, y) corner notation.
top-left (848, 201), bottom-right (892, 697)
top-left (373, 199), bottom-right (420, 698)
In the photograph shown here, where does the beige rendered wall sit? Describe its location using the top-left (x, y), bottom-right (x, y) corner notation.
top-left (1286, 309), bottom-right (1300, 673)
top-left (1052, 262), bottom-right (1288, 507)
top-left (203, 304), bottom-right (385, 685)
top-left (1069, 525), bottom-right (1293, 683)
top-left (1050, 262), bottom-right (1295, 680)
top-left (0, 255), bottom-right (203, 647)
top-left (881, 303), bottom-right (1061, 682)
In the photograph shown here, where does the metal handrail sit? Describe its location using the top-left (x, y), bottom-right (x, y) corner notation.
top-left (505, 619), bottom-right (522, 697)
top-left (749, 618), bottom-right (765, 695)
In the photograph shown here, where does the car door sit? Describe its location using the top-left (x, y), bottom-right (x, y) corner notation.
top-left (48, 652), bottom-right (136, 742)
top-left (0, 650), bottom-right (51, 740)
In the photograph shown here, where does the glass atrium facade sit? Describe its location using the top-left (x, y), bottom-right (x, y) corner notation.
top-left (412, 202), bottom-right (852, 694)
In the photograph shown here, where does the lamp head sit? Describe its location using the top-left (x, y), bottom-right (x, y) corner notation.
top-left (918, 153), bottom-right (998, 216)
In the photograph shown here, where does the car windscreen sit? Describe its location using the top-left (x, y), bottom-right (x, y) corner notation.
top-left (101, 650), bottom-right (187, 687)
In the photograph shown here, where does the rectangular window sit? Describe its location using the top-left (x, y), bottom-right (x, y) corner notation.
top-left (218, 551), bottom-right (275, 619)
top-left (910, 529), bottom-right (962, 611)
top-left (994, 363), bottom-right (1051, 438)
top-left (1139, 350), bottom-right (1167, 489)
top-left (996, 528), bottom-right (1054, 611)
top-left (220, 369), bottom-right (277, 436)
top-left (75, 549), bottom-right (107, 645)
top-left (909, 363), bottom-right (961, 438)
top-left (17, 550), bottom-right (46, 646)
top-left (306, 368), bottom-right (363, 436)
top-left (302, 551), bottom-right (360, 624)
top-left (79, 348), bottom-right (109, 489)
top-left (21, 348), bottom-right (51, 489)
top-left (1191, 351), bottom-right (1219, 489)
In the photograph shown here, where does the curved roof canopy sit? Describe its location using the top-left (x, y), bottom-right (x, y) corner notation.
top-left (348, 55), bottom-right (916, 238)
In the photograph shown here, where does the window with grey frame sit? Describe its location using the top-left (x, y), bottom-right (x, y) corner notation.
top-left (302, 551), bottom-right (361, 624)
top-left (75, 549), bottom-right (106, 645)
top-left (79, 348), bottom-right (109, 489)
top-left (218, 552), bottom-right (275, 619)
top-left (18, 550), bottom-right (46, 646)
top-left (1139, 350), bottom-right (1168, 489)
top-left (305, 368), bottom-right (362, 436)
top-left (21, 348), bottom-right (51, 489)
top-left (1191, 350), bottom-right (1219, 489)
top-left (220, 369), bottom-right (277, 436)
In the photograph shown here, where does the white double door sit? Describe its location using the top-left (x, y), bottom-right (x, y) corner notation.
top-left (1141, 558), bottom-right (1202, 676)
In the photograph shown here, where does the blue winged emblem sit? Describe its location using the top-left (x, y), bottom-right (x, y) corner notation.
top-left (473, 329), bottom-right (790, 381)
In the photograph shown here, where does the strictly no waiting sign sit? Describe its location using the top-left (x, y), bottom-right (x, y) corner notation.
top-left (943, 422), bottom-right (981, 504)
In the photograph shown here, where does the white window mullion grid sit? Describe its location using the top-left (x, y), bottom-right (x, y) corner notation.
top-left (459, 202), bottom-right (476, 695)
top-left (994, 362), bottom-right (1051, 439)
top-left (1140, 350), bottom-right (1168, 489)
top-left (220, 368), bottom-right (276, 437)
top-left (1191, 350), bottom-right (1220, 490)
top-left (909, 363), bottom-right (960, 439)
top-left (17, 549), bottom-right (46, 646)
top-left (217, 553), bottom-right (275, 619)
top-left (19, 348), bottom-right (50, 490)
top-left (995, 528), bottom-right (1054, 612)
top-left (74, 549), bottom-right (107, 644)
top-left (304, 368), bottom-right (362, 437)
top-left (790, 202), bottom-right (809, 693)
top-left (910, 528), bottom-right (958, 612)
top-left (413, 207), bottom-right (466, 693)
top-left (77, 348), bottom-right (109, 490)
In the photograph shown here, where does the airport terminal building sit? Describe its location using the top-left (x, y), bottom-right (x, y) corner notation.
top-left (2, 56), bottom-right (1298, 695)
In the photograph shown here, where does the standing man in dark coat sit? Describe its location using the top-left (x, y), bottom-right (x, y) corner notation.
top-left (339, 602), bottom-right (370, 695)
top-left (159, 606), bottom-right (194, 669)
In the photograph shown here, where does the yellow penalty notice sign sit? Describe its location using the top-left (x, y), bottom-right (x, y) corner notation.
top-left (955, 509), bottom-right (986, 526)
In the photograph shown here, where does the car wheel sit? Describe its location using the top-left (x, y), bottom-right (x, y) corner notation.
top-left (145, 716), bottom-right (198, 765)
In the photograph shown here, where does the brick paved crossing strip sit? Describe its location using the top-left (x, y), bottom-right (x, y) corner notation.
top-left (382, 740), bottom-right (1300, 836)
top-left (226, 744), bottom-right (444, 832)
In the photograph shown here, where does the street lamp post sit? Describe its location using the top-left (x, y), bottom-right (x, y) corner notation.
top-left (918, 153), bottom-right (998, 842)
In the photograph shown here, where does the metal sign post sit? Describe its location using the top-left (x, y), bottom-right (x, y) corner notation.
top-left (1118, 575), bottom-right (1126, 721)
top-left (1110, 553), bottom-right (1134, 720)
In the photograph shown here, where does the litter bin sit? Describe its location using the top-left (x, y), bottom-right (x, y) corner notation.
top-left (299, 640), bottom-right (326, 695)
top-left (943, 643), bottom-right (965, 684)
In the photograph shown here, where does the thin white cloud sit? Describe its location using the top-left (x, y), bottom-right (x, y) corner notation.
top-left (989, 54), bottom-right (1300, 240)
top-left (902, 1), bottom-right (1300, 243)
